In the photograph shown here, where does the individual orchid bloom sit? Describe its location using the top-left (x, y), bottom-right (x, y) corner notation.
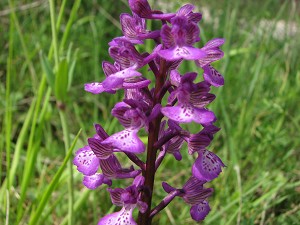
top-left (100, 155), bottom-right (141, 179)
top-left (84, 61), bottom-right (149, 94)
top-left (109, 37), bottom-right (162, 70)
top-left (109, 38), bottom-right (145, 69)
top-left (112, 100), bottom-right (149, 130)
top-left (98, 101), bottom-right (147, 154)
top-left (162, 177), bottom-right (213, 205)
top-left (120, 13), bottom-right (160, 43)
top-left (161, 71), bottom-right (216, 125)
top-left (158, 16), bottom-right (206, 61)
top-left (98, 176), bottom-right (147, 225)
top-left (73, 145), bottom-right (113, 189)
top-left (192, 149), bottom-right (225, 181)
top-left (162, 177), bottom-right (213, 221)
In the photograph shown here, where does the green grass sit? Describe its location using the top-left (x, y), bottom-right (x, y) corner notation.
top-left (1, 0), bottom-right (299, 224)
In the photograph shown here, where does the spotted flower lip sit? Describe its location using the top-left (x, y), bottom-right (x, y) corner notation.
top-left (73, 145), bottom-right (100, 176)
top-left (192, 149), bottom-right (225, 181)
top-left (101, 129), bottom-right (145, 154)
top-left (190, 200), bottom-right (211, 222)
top-left (98, 206), bottom-right (137, 225)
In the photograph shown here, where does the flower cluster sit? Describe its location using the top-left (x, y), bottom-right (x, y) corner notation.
top-left (74, 1), bottom-right (225, 224)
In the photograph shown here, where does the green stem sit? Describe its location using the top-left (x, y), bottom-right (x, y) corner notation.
top-left (59, 110), bottom-right (74, 225)
top-left (49, 0), bottom-right (59, 67)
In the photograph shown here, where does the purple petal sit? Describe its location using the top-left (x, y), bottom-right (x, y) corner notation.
top-left (188, 133), bottom-right (211, 155)
top-left (182, 177), bottom-right (213, 205)
top-left (161, 24), bottom-right (175, 48)
top-left (190, 92), bottom-right (216, 108)
top-left (196, 49), bottom-right (224, 67)
top-left (123, 78), bottom-right (151, 89)
top-left (162, 182), bottom-right (176, 193)
top-left (100, 155), bottom-right (121, 178)
top-left (204, 38), bottom-right (225, 49)
top-left (192, 150), bottom-right (225, 181)
top-left (84, 82), bottom-right (106, 94)
top-left (170, 70), bottom-right (181, 86)
top-left (133, 175), bottom-right (145, 187)
top-left (187, 12), bottom-right (202, 23)
top-left (100, 155), bottom-right (141, 179)
top-left (102, 129), bottom-right (145, 154)
top-left (108, 188), bottom-right (124, 206)
top-left (203, 65), bottom-right (224, 87)
top-left (177, 4), bottom-right (194, 16)
top-left (98, 207), bottom-right (137, 225)
top-left (128, 0), bottom-right (152, 18)
top-left (159, 46), bottom-right (206, 61)
top-left (88, 138), bottom-right (113, 159)
top-left (120, 13), bottom-right (137, 39)
top-left (83, 173), bottom-right (105, 189)
top-left (102, 61), bottom-right (118, 76)
top-left (94, 124), bottom-right (109, 140)
top-left (161, 104), bottom-right (216, 125)
top-left (185, 22), bottom-right (200, 45)
top-left (190, 201), bottom-right (211, 222)
top-left (165, 136), bottom-right (184, 160)
top-left (73, 146), bottom-right (99, 176)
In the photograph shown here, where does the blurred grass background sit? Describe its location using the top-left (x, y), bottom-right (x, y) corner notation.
top-left (1, 0), bottom-right (300, 224)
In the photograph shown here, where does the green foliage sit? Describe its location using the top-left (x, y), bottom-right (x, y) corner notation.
top-left (0, 0), bottom-right (299, 224)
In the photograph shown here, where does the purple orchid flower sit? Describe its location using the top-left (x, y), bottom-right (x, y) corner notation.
top-left (161, 71), bottom-right (216, 125)
top-left (98, 176), bottom-right (147, 225)
top-left (85, 61), bottom-right (151, 94)
top-left (75, 0), bottom-right (225, 223)
top-left (161, 176), bottom-right (213, 222)
top-left (158, 16), bottom-right (206, 61)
